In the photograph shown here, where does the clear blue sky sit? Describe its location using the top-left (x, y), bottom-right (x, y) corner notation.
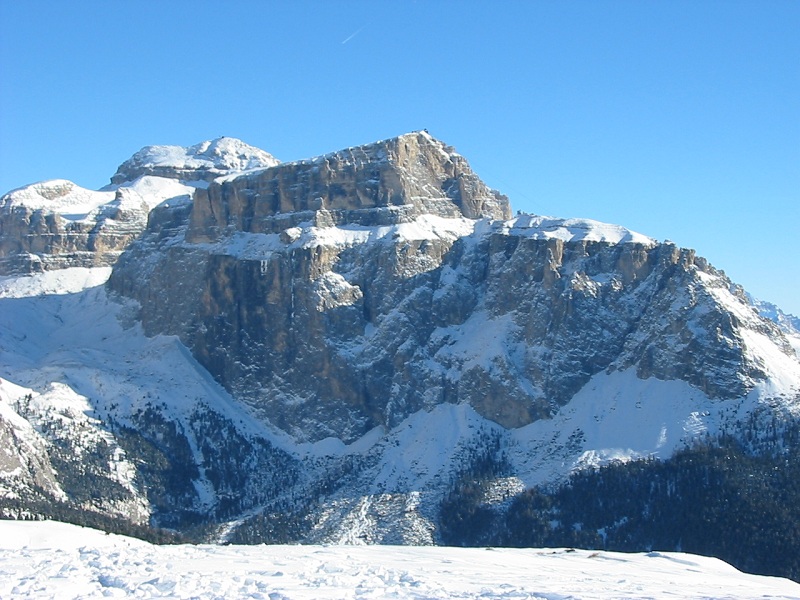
top-left (2, 1), bottom-right (798, 315)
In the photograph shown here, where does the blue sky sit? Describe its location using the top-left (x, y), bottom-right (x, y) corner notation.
top-left (1, 1), bottom-right (798, 315)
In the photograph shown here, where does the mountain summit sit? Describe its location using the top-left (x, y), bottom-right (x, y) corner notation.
top-left (110, 137), bottom-right (280, 185)
top-left (1, 133), bottom-right (799, 580)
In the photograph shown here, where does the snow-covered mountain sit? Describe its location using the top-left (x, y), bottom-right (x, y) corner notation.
top-left (0, 137), bottom-right (277, 276)
top-left (749, 293), bottom-right (800, 357)
top-left (109, 137), bottom-right (280, 186)
top-left (1, 133), bottom-right (799, 581)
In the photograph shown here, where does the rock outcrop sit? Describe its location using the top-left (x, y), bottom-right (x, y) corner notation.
top-left (186, 131), bottom-right (509, 242)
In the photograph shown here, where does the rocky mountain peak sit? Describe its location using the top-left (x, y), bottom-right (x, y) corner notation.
top-left (110, 137), bottom-right (280, 185)
top-left (186, 131), bottom-right (511, 242)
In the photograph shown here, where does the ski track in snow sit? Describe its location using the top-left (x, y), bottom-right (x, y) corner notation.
top-left (2, 521), bottom-right (799, 600)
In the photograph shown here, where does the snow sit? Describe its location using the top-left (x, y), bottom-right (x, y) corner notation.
top-left (504, 214), bottom-right (655, 246)
top-left (210, 213), bottom-right (652, 269)
top-left (0, 267), bottom-right (113, 298)
top-left (696, 269), bottom-right (800, 392)
top-left (2, 192), bottom-right (800, 550)
top-left (748, 293), bottom-right (800, 344)
top-left (209, 211), bottom-right (655, 289)
top-left (741, 328), bottom-right (800, 395)
top-left (2, 264), bottom-right (797, 543)
top-left (432, 311), bottom-right (520, 377)
top-left (115, 176), bottom-right (196, 211)
top-left (114, 137), bottom-right (279, 182)
top-left (297, 214), bottom-right (477, 250)
top-left (508, 369), bottom-right (736, 487)
top-left (1, 521), bottom-right (798, 600)
top-left (297, 425), bottom-right (385, 458)
top-left (0, 378), bottom-right (145, 511)
top-left (1, 176), bottom-right (195, 229)
top-left (0, 266), bottom-right (292, 509)
top-left (1, 180), bottom-right (114, 220)
top-left (369, 403), bottom-right (499, 492)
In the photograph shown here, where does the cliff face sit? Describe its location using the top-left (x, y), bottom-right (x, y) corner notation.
top-left (108, 132), bottom-right (794, 443)
top-left (0, 180), bottom-right (141, 274)
top-left (186, 131), bottom-right (510, 242)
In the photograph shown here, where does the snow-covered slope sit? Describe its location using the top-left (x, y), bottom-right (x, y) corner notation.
top-left (2, 521), bottom-right (798, 600)
top-left (0, 267), bottom-right (299, 526)
top-left (749, 293), bottom-right (800, 358)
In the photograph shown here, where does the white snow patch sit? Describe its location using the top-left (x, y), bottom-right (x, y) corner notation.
top-left (432, 311), bottom-right (518, 377)
top-left (116, 175), bottom-right (196, 211)
top-left (370, 403), bottom-right (497, 492)
top-left (115, 137), bottom-right (279, 182)
top-left (509, 368), bottom-right (732, 487)
top-left (741, 328), bottom-right (800, 394)
top-left (298, 425), bottom-right (385, 458)
top-left (0, 267), bottom-right (112, 298)
top-left (300, 214), bottom-right (477, 250)
top-left (1, 180), bottom-right (114, 220)
top-left (504, 214), bottom-right (656, 245)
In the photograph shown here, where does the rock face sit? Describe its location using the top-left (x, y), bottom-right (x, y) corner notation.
top-left (108, 132), bottom-right (795, 443)
top-left (186, 131), bottom-right (509, 242)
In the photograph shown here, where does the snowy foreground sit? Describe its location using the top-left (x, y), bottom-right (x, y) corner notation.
top-left (2, 522), bottom-right (799, 599)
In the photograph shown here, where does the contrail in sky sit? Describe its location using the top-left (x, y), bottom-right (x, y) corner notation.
top-left (341, 25), bottom-right (366, 45)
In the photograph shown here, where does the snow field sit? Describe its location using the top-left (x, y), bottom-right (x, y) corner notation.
top-left (2, 521), bottom-right (799, 600)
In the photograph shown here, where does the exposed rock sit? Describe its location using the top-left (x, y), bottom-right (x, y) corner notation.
top-left (0, 178), bottom-right (191, 276)
top-left (186, 131), bottom-right (510, 242)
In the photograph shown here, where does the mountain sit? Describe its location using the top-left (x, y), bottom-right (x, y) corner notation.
top-left (109, 137), bottom-right (280, 185)
top-left (1, 133), bottom-right (799, 580)
top-left (749, 293), bottom-right (800, 356)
